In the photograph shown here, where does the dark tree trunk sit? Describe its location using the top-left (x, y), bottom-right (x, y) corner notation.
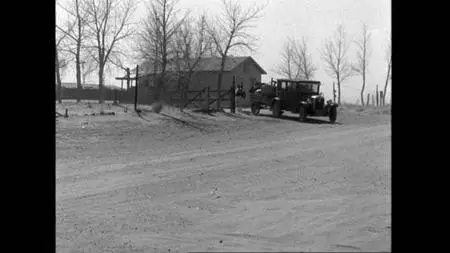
top-left (55, 45), bottom-right (62, 104)
top-left (338, 82), bottom-right (341, 105)
top-left (383, 58), bottom-right (391, 105)
top-left (98, 65), bottom-right (104, 104)
top-left (216, 57), bottom-right (227, 110)
top-left (361, 74), bottom-right (366, 106)
top-left (76, 52), bottom-right (82, 103)
top-left (336, 71), bottom-right (341, 105)
top-left (75, 0), bottom-right (82, 103)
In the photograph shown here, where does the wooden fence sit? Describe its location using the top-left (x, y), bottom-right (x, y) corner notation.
top-left (57, 87), bottom-right (119, 102)
top-left (171, 87), bottom-right (234, 110)
top-left (56, 81), bottom-right (239, 113)
top-left (366, 90), bottom-right (387, 107)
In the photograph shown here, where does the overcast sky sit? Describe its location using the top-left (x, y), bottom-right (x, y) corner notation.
top-left (58, 0), bottom-right (391, 103)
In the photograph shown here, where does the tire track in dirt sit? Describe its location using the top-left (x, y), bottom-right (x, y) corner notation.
top-left (56, 119), bottom-right (390, 252)
top-left (56, 124), bottom-right (387, 201)
top-left (55, 123), bottom-right (372, 181)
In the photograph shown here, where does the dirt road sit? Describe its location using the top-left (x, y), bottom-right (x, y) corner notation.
top-left (56, 106), bottom-right (391, 252)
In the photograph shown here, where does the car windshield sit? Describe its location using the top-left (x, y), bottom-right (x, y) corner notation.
top-left (311, 83), bottom-right (319, 93)
top-left (296, 82), bottom-right (320, 93)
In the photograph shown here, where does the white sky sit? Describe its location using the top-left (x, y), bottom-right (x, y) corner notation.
top-left (58, 0), bottom-right (391, 103)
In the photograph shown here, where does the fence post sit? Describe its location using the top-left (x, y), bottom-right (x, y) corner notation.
top-left (376, 85), bottom-right (379, 107)
top-left (380, 91), bottom-right (384, 106)
top-left (134, 65), bottom-right (139, 111)
top-left (206, 86), bottom-right (210, 111)
top-left (126, 68), bottom-right (130, 90)
top-left (366, 93), bottom-right (370, 107)
top-left (231, 76), bottom-right (236, 113)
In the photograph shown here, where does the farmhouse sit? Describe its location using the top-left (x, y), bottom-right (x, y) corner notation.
top-left (138, 56), bottom-right (267, 106)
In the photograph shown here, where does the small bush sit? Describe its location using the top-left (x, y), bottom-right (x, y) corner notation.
top-left (152, 102), bottom-right (163, 113)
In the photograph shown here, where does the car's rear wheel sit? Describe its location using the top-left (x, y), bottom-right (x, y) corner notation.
top-left (299, 106), bottom-right (307, 122)
top-left (251, 103), bottom-right (260, 115)
top-left (329, 106), bottom-right (337, 123)
top-left (272, 100), bottom-right (281, 118)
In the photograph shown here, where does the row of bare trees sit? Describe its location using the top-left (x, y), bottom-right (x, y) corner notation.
top-left (276, 24), bottom-right (392, 105)
top-left (56, 0), bottom-right (265, 109)
top-left (56, 0), bottom-right (136, 104)
top-left (57, 0), bottom-right (390, 108)
top-left (276, 37), bottom-right (318, 81)
top-left (134, 0), bottom-right (265, 109)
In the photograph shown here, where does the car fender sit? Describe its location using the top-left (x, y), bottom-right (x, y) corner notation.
top-left (326, 99), bottom-right (338, 107)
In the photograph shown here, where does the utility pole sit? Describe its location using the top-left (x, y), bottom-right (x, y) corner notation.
top-left (376, 84), bottom-right (379, 107)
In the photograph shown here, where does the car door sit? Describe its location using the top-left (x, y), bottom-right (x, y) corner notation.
top-left (285, 81), bottom-right (300, 111)
top-left (277, 80), bottom-right (288, 109)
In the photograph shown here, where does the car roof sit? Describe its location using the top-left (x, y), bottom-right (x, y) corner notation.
top-left (277, 79), bottom-right (321, 84)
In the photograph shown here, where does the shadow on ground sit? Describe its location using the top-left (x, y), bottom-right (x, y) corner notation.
top-left (249, 111), bottom-right (341, 125)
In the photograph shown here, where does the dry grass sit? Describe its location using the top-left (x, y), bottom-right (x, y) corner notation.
top-left (340, 103), bottom-right (391, 115)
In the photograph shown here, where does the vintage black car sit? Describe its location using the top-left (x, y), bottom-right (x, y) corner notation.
top-left (249, 78), bottom-right (338, 122)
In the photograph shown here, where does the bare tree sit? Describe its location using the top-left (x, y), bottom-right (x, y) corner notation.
top-left (80, 53), bottom-right (98, 85)
top-left (83, 0), bottom-right (136, 104)
top-left (56, 34), bottom-right (66, 104)
top-left (352, 23), bottom-right (372, 106)
top-left (275, 38), bottom-right (301, 80)
top-left (55, 17), bottom-right (75, 104)
top-left (173, 14), bottom-right (211, 105)
top-left (276, 36), bottom-right (317, 80)
top-left (208, 0), bottom-right (266, 109)
top-left (56, 0), bottom-right (89, 103)
top-left (321, 25), bottom-right (354, 105)
top-left (292, 36), bottom-right (317, 80)
top-left (135, 0), bottom-right (187, 101)
top-left (383, 33), bottom-right (392, 105)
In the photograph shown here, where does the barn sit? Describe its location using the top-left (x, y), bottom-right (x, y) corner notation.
top-left (138, 56), bottom-right (267, 106)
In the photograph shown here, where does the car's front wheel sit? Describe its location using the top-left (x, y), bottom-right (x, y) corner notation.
top-left (251, 103), bottom-right (260, 115)
top-left (272, 100), bottom-right (281, 118)
top-left (329, 106), bottom-right (337, 123)
top-left (299, 106), bottom-right (307, 122)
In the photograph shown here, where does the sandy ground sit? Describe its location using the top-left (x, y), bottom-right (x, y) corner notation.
top-left (56, 101), bottom-right (391, 252)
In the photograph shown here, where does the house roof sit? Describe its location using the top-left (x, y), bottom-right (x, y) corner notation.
top-left (138, 56), bottom-right (267, 76)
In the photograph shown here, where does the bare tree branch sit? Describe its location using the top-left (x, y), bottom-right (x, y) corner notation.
top-left (170, 13), bottom-right (212, 106)
top-left (83, 0), bottom-right (136, 103)
top-left (320, 24), bottom-right (354, 105)
top-left (274, 38), bottom-right (298, 79)
top-left (275, 36), bottom-right (317, 81)
top-left (207, 0), bottom-right (266, 109)
top-left (352, 23), bottom-right (371, 106)
top-left (56, 0), bottom-right (91, 102)
top-left (134, 0), bottom-right (188, 102)
top-left (383, 32), bottom-right (392, 104)
top-left (292, 36), bottom-right (317, 80)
